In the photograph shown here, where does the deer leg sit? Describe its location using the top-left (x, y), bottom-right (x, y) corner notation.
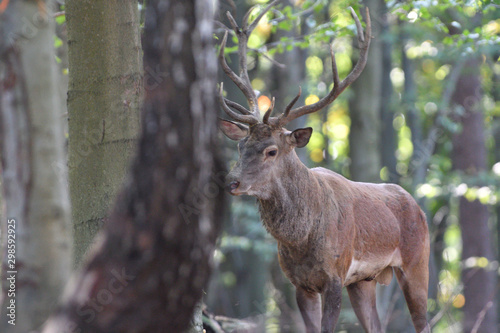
top-left (320, 278), bottom-right (342, 333)
top-left (394, 263), bottom-right (430, 333)
top-left (346, 279), bottom-right (382, 333)
top-left (296, 287), bottom-right (321, 333)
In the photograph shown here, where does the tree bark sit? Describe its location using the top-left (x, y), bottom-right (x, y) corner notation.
top-left (0, 1), bottom-right (72, 332)
top-left (399, 21), bottom-right (426, 193)
top-left (451, 57), bottom-right (497, 333)
top-left (348, 0), bottom-right (382, 182)
top-left (66, 0), bottom-right (142, 265)
top-left (492, 54), bottom-right (500, 325)
top-left (379, 1), bottom-right (398, 184)
top-left (43, 0), bottom-right (223, 331)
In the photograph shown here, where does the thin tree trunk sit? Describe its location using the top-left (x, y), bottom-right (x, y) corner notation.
top-left (379, 0), bottom-right (398, 184)
top-left (399, 22), bottom-right (425, 193)
top-left (0, 1), bottom-right (72, 332)
top-left (451, 57), bottom-right (497, 333)
top-left (66, 0), bottom-right (142, 265)
top-left (492, 55), bottom-right (500, 325)
top-left (348, 0), bottom-right (382, 182)
top-left (43, 0), bottom-right (223, 331)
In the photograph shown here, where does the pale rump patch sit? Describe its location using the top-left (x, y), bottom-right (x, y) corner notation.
top-left (344, 249), bottom-right (402, 286)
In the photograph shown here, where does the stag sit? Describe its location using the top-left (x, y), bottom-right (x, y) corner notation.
top-left (218, 3), bottom-right (430, 332)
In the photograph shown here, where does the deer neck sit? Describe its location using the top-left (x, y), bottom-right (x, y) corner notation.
top-left (257, 151), bottom-right (320, 244)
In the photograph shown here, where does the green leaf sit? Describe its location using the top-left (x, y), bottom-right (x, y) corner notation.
top-left (443, 36), bottom-right (454, 45)
top-left (54, 36), bottom-right (63, 49)
top-left (55, 14), bottom-right (66, 25)
top-left (277, 19), bottom-right (293, 31)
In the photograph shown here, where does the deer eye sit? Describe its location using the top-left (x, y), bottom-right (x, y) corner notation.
top-left (267, 149), bottom-right (278, 157)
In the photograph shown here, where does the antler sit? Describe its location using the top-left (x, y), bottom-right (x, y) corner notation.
top-left (218, 0), bottom-right (280, 125)
top-left (270, 7), bottom-right (371, 127)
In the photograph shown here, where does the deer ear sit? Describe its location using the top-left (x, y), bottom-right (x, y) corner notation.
top-left (289, 127), bottom-right (313, 148)
top-left (219, 119), bottom-right (249, 141)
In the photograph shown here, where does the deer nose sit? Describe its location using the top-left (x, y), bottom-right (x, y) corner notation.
top-left (226, 180), bottom-right (240, 193)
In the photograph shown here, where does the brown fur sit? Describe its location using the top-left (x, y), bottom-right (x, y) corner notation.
top-left (221, 123), bottom-right (430, 333)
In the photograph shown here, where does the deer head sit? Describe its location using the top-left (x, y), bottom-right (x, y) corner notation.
top-left (219, 3), bottom-right (371, 199)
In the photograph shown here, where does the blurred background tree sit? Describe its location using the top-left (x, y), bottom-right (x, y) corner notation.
top-left (208, 0), bottom-right (500, 332)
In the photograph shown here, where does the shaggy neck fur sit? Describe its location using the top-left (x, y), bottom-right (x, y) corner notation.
top-left (258, 151), bottom-right (324, 244)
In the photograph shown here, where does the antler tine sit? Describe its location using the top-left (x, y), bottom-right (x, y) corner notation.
top-left (219, 30), bottom-right (259, 115)
top-left (331, 46), bottom-right (340, 91)
top-left (225, 11), bottom-right (239, 32)
top-left (339, 7), bottom-right (371, 89)
top-left (277, 7), bottom-right (371, 126)
top-left (350, 6), bottom-right (365, 43)
top-left (241, 7), bottom-right (254, 31)
top-left (218, 83), bottom-right (259, 125)
top-left (225, 99), bottom-right (252, 115)
top-left (276, 87), bottom-right (302, 125)
top-left (263, 97), bottom-right (276, 124)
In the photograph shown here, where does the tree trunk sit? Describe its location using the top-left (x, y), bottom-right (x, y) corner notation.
top-left (399, 21), bottom-right (426, 193)
top-left (66, 0), bottom-right (142, 265)
top-left (492, 54), bottom-right (500, 325)
top-left (43, 0), bottom-right (224, 331)
top-left (451, 57), bottom-right (497, 333)
top-left (0, 1), bottom-right (72, 332)
top-left (348, 0), bottom-right (382, 182)
top-left (379, 1), bottom-right (398, 184)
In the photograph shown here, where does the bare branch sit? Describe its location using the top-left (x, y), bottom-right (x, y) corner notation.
top-left (249, 47), bottom-right (286, 68)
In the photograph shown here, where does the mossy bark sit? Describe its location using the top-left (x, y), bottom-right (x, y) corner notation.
top-left (66, 0), bottom-right (142, 265)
